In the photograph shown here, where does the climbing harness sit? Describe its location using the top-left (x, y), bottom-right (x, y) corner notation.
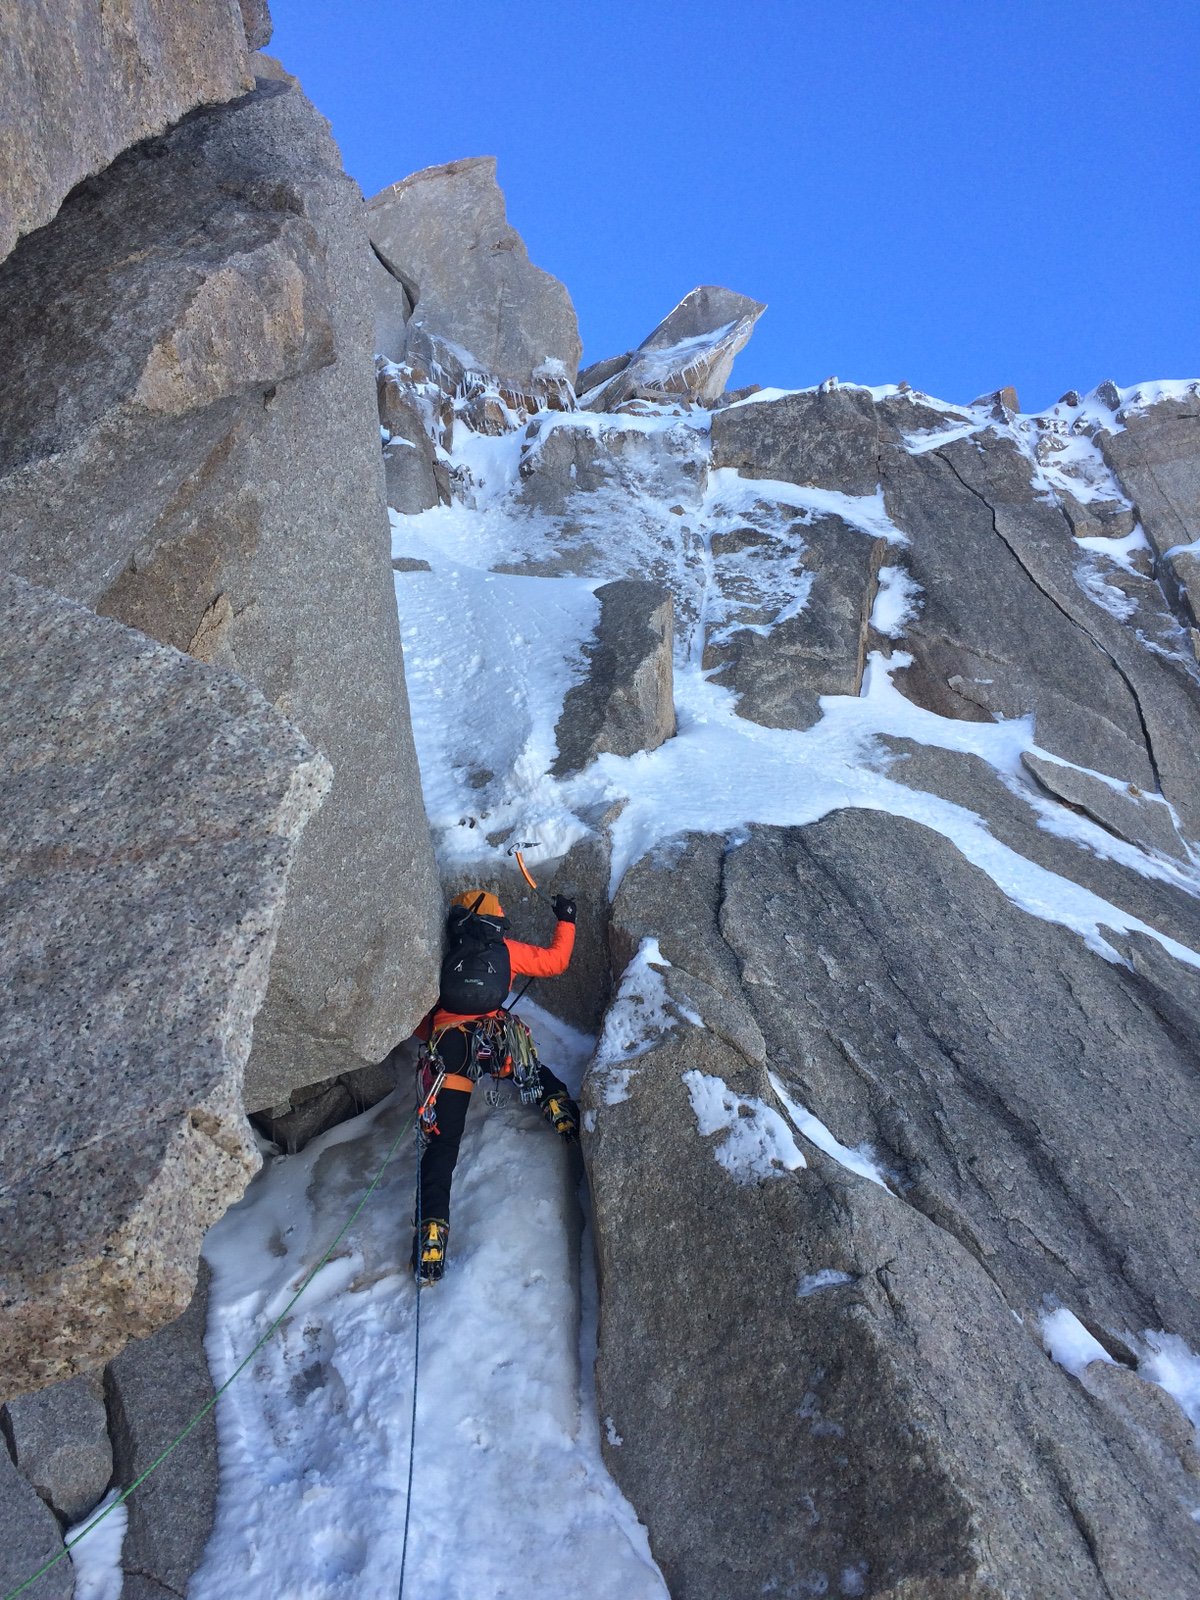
top-left (416, 1010), bottom-right (546, 1135)
top-left (2, 1103), bottom-right (420, 1600)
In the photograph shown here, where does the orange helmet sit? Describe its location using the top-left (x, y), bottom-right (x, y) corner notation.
top-left (452, 888), bottom-right (505, 920)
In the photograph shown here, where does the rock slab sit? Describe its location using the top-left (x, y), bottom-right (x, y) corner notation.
top-left (0, 575), bottom-right (329, 1394)
top-left (579, 285), bottom-right (765, 411)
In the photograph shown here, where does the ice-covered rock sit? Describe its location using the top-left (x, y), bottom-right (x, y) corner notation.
top-left (367, 156), bottom-right (582, 388)
top-left (0, 576), bottom-right (328, 1393)
top-left (579, 285), bottom-right (765, 411)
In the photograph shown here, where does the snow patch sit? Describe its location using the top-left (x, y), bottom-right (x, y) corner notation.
top-left (66, 1492), bottom-right (127, 1600)
top-left (591, 939), bottom-right (676, 1104)
top-left (682, 1070), bottom-right (806, 1184)
top-left (871, 565), bottom-right (922, 638)
top-left (1040, 1307), bottom-right (1116, 1379)
top-left (769, 1071), bottom-right (891, 1189)
top-left (798, 1270), bottom-right (856, 1298)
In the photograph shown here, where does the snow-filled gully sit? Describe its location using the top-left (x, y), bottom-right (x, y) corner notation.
top-left (185, 381), bottom-right (1200, 1595)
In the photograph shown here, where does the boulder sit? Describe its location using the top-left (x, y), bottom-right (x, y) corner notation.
top-left (378, 372), bottom-right (441, 515)
top-left (0, 74), bottom-right (443, 1112)
top-left (0, 575), bottom-right (329, 1394)
top-left (579, 285), bottom-right (765, 412)
top-left (2, 1373), bottom-right (111, 1525)
top-left (0, 0), bottom-right (264, 267)
top-left (107, 1264), bottom-right (217, 1598)
top-left (552, 580), bottom-right (675, 774)
top-left (367, 157), bottom-right (581, 388)
top-left (0, 1446), bottom-right (71, 1600)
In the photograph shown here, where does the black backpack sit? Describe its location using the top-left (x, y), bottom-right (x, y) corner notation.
top-left (438, 908), bottom-right (512, 1016)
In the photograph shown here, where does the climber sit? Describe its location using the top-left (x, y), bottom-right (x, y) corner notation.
top-left (411, 887), bottom-right (580, 1285)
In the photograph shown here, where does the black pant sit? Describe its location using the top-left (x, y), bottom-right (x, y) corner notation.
top-left (417, 1026), bottom-right (570, 1224)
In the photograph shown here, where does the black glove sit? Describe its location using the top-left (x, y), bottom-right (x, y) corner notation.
top-left (551, 894), bottom-right (576, 924)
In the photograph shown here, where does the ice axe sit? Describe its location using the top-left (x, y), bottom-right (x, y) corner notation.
top-left (508, 840), bottom-right (555, 910)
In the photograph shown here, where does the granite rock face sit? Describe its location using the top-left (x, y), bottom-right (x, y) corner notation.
top-left (0, 576), bottom-right (329, 1393)
top-left (367, 157), bottom-right (582, 387)
top-left (578, 285), bottom-right (765, 411)
top-left (584, 822), bottom-right (1200, 1598)
top-left (0, 0), bottom-right (265, 267)
top-left (2, 1373), bottom-right (111, 1525)
top-left (553, 580), bottom-right (675, 775)
top-left (1098, 394), bottom-right (1200, 627)
top-left (0, 74), bottom-right (443, 1111)
top-left (0, 1445), bottom-right (72, 1600)
top-left (106, 1264), bottom-right (218, 1598)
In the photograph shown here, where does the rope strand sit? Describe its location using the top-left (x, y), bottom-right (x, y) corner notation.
top-left (3, 1103), bottom-right (418, 1600)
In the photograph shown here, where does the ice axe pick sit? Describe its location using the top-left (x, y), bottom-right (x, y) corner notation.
top-left (508, 841), bottom-right (554, 909)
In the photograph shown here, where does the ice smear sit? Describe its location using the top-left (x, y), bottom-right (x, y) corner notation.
top-left (704, 466), bottom-right (908, 546)
top-left (769, 1071), bottom-right (891, 1190)
top-left (1133, 1331), bottom-right (1200, 1431)
top-left (194, 1002), bottom-right (666, 1600)
top-left (66, 1492), bottom-right (127, 1600)
top-left (591, 939), bottom-right (675, 1104)
top-left (682, 1070), bottom-right (806, 1183)
top-left (1040, 1306), bottom-right (1117, 1379)
top-left (798, 1270), bottom-right (856, 1298)
top-left (870, 565), bottom-right (922, 638)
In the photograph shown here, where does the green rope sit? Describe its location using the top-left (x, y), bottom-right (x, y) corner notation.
top-left (4, 1105), bottom-right (417, 1600)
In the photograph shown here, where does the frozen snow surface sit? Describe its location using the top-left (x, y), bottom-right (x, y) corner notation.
top-left (194, 1004), bottom-right (666, 1600)
top-left (66, 1493), bottom-right (127, 1600)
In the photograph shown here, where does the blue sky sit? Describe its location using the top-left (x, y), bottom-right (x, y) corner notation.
top-left (269, 1), bottom-right (1198, 411)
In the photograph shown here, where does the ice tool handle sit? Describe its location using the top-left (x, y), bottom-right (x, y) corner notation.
top-left (509, 842), bottom-right (555, 909)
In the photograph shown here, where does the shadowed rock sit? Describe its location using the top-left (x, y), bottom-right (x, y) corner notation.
top-left (0, 74), bottom-right (443, 1110)
top-left (0, 1446), bottom-right (71, 1600)
top-left (579, 286), bottom-right (765, 412)
top-left (0, 576), bottom-right (329, 1393)
top-left (2, 1373), bottom-right (111, 1525)
top-left (106, 1265), bottom-right (217, 1598)
top-left (367, 157), bottom-right (582, 387)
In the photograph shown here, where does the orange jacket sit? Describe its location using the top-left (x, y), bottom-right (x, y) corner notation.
top-left (421, 920), bottom-right (575, 1035)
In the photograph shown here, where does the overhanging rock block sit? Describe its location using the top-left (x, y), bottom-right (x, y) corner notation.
top-left (0, 576), bottom-right (330, 1396)
top-left (0, 0), bottom-right (265, 267)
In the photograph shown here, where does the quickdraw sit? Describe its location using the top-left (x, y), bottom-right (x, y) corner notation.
top-left (416, 1012), bottom-right (545, 1141)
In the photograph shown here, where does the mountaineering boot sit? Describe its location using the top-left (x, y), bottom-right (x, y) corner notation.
top-left (412, 1218), bottom-right (450, 1285)
top-left (542, 1092), bottom-right (580, 1140)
